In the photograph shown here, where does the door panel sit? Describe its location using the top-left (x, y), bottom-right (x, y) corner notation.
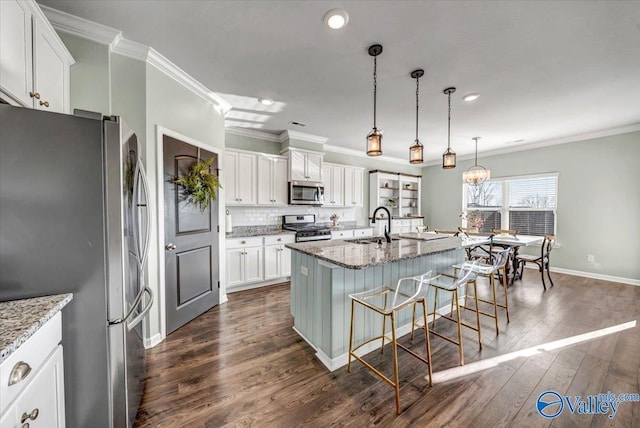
top-left (264, 245), bottom-right (279, 280)
top-left (281, 246), bottom-right (292, 277)
top-left (164, 135), bottom-right (219, 334)
top-left (272, 158), bottom-right (288, 204)
top-left (225, 248), bottom-right (244, 287)
top-left (176, 246), bottom-right (212, 306)
top-left (244, 247), bottom-right (263, 283)
top-left (256, 156), bottom-right (272, 205)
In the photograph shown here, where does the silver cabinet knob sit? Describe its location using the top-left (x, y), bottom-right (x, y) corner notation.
top-left (21, 408), bottom-right (38, 423)
top-left (9, 361), bottom-right (31, 386)
top-left (165, 243), bottom-right (177, 250)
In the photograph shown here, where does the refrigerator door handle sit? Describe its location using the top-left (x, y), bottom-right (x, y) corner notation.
top-left (127, 287), bottom-right (154, 331)
top-left (136, 157), bottom-right (152, 269)
top-left (131, 157), bottom-right (142, 268)
top-left (108, 284), bottom-right (146, 326)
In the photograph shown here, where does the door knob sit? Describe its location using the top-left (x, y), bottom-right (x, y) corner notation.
top-left (165, 243), bottom-right (177, 250)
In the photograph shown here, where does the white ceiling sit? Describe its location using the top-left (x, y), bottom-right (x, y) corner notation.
top-left (38, 0), bottom-right (640, 163)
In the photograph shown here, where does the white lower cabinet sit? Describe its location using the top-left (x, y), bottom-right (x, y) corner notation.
top-left (1, 312), bottom-right (65, 428)
top-left (330, 229), bottom-right (354, 240)
top-left (353, 228), bottom-right (374, 238)
top-left (226, 234), bottom-right (294, 291)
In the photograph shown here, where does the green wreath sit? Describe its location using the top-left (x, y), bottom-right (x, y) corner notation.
top-left (173, 157), bottom-right (222, 211)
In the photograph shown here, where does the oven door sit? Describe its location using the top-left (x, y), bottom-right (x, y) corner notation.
top-left (289, 181), bottom-right (324, 205)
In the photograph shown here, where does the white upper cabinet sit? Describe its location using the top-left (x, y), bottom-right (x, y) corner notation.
top-left (0, 0), bottom-right (73, 113)
top-left (257, 155), bottom-right (288, 205)
top-left (344, 166), bottom-right (364, 207)
top-left (286, 148), bottom-right (323, 182)
top-left (225, 150), bottom-right (257, 205)
top-left (323, 163), bottom-right (344, 206)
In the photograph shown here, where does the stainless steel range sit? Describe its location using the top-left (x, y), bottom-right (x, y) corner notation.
top-left (282, 214), bottom-right (331, 242)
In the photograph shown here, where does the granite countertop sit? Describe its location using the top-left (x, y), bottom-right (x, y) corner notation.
top-left (286, 235), bottom-right (462, 269)
top-left (226, 227), bottom-right (295, 238)
top-left (0, 293), bottom-right (73, 363)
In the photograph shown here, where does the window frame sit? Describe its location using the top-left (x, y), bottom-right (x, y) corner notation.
top-left (461, 172), bottom-right (559, 236)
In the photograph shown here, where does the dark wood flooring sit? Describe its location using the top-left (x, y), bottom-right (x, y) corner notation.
top-left (134, 272), bottom-right (640, 427)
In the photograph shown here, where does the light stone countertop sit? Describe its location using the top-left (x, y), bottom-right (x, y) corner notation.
top-left (0, 293), bottom-right (73, 363)
top-left (286, 235), bottom-right (462, 269)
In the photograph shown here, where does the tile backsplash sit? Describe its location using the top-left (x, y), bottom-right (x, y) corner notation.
top-left (227, 206), bottom-right (357, 227)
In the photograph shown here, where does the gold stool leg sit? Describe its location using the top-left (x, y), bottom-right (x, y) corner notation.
top-left (390, 312), bottom-right (401, 415)
top-left (453, 289), bottom-right (464, 365)
top-left (381, 293), bottom-right (387, 353)
top-left (348, 299), bottom-right (355, 372)
top-left (490, 273), bottom-right (499, 334)
top-left (421, 299), bottom-right (433, 386)
top-left (502, 266), bottom-right (510, 323)
top-left (432, 288), bottom-right (439, 329)
top-left (472, 280), bottom-right (483, 349)
top-left (410, 302), bottom-right (417, 341)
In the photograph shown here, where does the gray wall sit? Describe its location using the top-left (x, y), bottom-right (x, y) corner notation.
top-left (422, 131), bottom-right (640, 280)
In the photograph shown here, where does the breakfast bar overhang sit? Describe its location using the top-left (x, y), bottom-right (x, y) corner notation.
top-left (286, 236), bottom-right (468, 371)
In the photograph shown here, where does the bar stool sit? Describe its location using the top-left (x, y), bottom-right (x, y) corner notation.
top-left (348, 270), bottom-right (434, 415)
top-left (412, 260), bottom-right (481, 366)
top-left (456, 247), bottom-right (511, 334)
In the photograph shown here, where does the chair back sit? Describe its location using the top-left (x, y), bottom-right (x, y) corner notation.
top-left (493, 247), bottom-right (511, 270)
top-left (415, 225), bottom-right (429, 233)
top-left (542, 235), bottom-right (556, 260)
top-left (492, 228), bottom-right (518, 238)
top-left (458, 226), bottom-right (479, 237)
top-left (455, 259), bottom-right (479, 287)
top-left (435, 229), bottom-right (459, 236)
top-left (391, 270), bottom-right (433, 309)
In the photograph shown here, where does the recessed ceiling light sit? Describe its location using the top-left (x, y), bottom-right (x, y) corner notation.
top-left (323, 9), bottom-right (349, 30)
top-left (463, 93), bottom-right (480, 102)
top-left (258, 97), bottom-right (274, 106)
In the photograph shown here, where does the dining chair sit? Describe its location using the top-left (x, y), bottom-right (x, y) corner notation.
top-left (434, 229), bottom-right (460, 236)
top-left (348, 271), bottom-right (434, 415)
top-left (413, 260), bottom-right (481, 366)
top-left (457, 226), bottom-right (479, 237)
top-left (491, 228), bottom-right (518, 238)
top-left (515, 235), bottom-right (556, 290)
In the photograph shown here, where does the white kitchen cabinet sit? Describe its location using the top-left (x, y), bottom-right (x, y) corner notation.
top-left (322, 163), bottom-right (344, 207)
top-left (225, 150), bottom-right (257, 206)
top-left (0, 0), bottom-right (73, 113)
top-left (286, 148), bottom-right (323, 182)
top-left (330, 229), bottom-right (354, 240)
top-left (257, 155), bottom-right (288, 205)
top-left (1, 312), bottom-right (65, 428)
top-left (264, 235), bottom-right (294, 280)
top-left (344, 166), bottom-right (364, 207)
top-left (369, 170), bottom-right (422, 218)
top-left (353, 228), bottom-right (374, 238)
top-left (225, 237), bottom-right (263, 288)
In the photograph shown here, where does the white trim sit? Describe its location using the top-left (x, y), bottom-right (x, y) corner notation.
top-left (225, 127), bottom-right (282, 143)
top-left (156, 125), bottom-right (226, 344)
top-left (279, 130), bottom-right (328, 145)
top-left (549, 267), bottom-right (640, 286)
top-left (324, 143), bottom-right (415, 166)
top-left (41, 5), bottom-right (231, 115)
top-left (41, 4), bottom-right (120, 45)
top-left (143, 333), bottom-right (162, 349)
top-left (226, 278), bottom-right (291, 293)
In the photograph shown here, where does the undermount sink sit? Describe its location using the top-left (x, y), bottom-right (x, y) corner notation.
top-left (344, 237), bottom-right (401, 245)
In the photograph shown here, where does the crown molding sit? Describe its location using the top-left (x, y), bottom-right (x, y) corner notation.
top-left (41, 5), bottom-right (232, 116)
top-left (279, 130), bottom-right (328, 145)
top-left (41, 4), bottom-right (119, 46)
top-left (323, 144), bottom-right (413, 166)
top-left (225, 127), bottom-right (282, 142)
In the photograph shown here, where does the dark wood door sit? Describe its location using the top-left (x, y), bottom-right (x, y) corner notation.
top-left (163, 135), bottom-right (220, 334)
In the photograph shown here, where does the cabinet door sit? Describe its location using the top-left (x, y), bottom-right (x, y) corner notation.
top-left (224, 152), bottom-right (239, 204)
top-left (236, 153), bottom-right (256, 205)
top-left (256, 156), bottom-right (273, 205)
top-left (226, 248), bottom-right (244, 287)
top-left (264, 244), bottom-right (280, 280)
top-left (290, 150), bottom-right (307, 181)
top-left (271, 158), bottom-right (288, 205)
top-left (0, 0), bottom-right (33, 107)
top-left (331, 165), bottom-right (344, 206)
top-left (331, 230), bottom-right (354, 240)
top-left (352, 168), bottom-right (364, 207)
top-left (281, 246), bottom-right (291, 277)
top-left (32, 18), bottom-right (66, 113)
top-left (244, 247), bottom-right (263, 283)
top-left (12, 345), bottom-right (65, 428)
top-left (306, 153), bottom-right (323, 181)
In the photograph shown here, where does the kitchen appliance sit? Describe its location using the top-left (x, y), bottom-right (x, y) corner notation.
top-left (282, 214), bottom-right (331, 242)
top-left (0, 105), bottom-right (153, 428)
top-left (289, 181), bottom-right (324, 205)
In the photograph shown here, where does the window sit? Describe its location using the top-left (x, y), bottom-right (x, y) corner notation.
top-left (462, 173), bottom-right (558, 236)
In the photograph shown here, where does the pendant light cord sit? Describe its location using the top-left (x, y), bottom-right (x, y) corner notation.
top-left (415, 76), bottom-right (419, 141)
top-left (473, 137), bottom-right (479, 166)
top-left (447, 91), bottom-right (452, 150)
top-left (373, 55), bottom-right (377, 128)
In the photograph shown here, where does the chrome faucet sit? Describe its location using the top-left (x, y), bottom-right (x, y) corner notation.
top-left (371, 206), bottom-right (392, 243)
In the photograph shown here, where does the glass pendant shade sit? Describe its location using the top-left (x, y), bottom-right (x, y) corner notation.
top-left (442, 148), bottom-right (456, 169)
top-left (409, 140), bottom-right (423, 164)
top-left (463, 137), bottom-right (490, 184)
top-left (367, 128), bottom-right (383, 156)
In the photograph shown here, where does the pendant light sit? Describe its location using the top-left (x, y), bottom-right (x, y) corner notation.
top-left (366, 44), bottom-right (383, 156)
top-left (409, 69), bottom-right (424, 164)
top-left (463, 137), bottom-right (491, 184)
top-left (442, 87), bottom-right (457, 169)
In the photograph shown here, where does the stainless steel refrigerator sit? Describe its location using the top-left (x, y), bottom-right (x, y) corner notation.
top-left (0, 104), bottom-right (153, 428)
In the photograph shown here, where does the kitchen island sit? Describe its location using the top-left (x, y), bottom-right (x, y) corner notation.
top-left (286, 236), bottom-right (466, 371)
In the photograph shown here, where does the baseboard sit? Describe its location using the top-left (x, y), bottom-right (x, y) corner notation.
top-left (144, 333), bottom-right (162, 349)
top-left (226, 277), bottom-right (291, 293)
top-left (548, 267), bottom-right (640, 286)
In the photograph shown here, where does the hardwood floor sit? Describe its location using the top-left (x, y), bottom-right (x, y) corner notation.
top-left (134, 273), bottom-right (640, 427)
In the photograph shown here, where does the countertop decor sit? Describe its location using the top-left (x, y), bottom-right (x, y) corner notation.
top-left (0, 293), bottom-right (73, 363)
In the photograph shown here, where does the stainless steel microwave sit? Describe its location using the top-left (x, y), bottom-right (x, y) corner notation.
top-left (289, 181), bottom-right (324, 205)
